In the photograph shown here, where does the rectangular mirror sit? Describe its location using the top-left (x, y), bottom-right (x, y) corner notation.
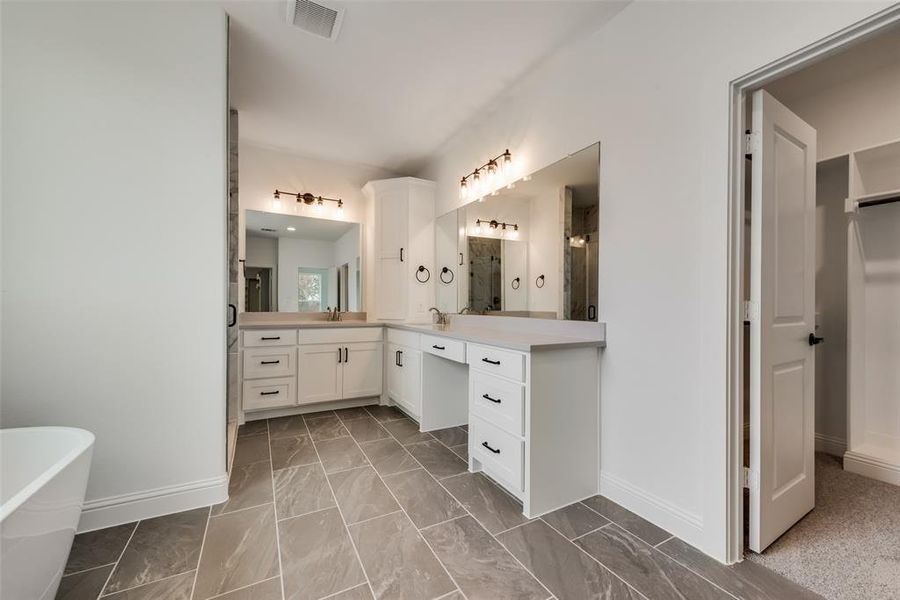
top-left (434, 142), bottom-right (599, 321)
top-left (244, 210), bottom-right (362, 313)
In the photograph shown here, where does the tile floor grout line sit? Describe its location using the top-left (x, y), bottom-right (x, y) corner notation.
top-left (266, 420), bottom-right (288, 600)
top-left (345, 508), bottom-right (404, 528)
top-left (341, 415), bottom-right (468, 600)
top-left (417, 513), bottom-right (469, 532)
top-left (569, 521), bottom-right (612, 542)
top-left (647, 538), bottom-right (743, 600)
top-left (94, 520), bottom-right (139, 599)
top-left (276, 503), bottom-right (338, 524)
top-left (578, 502), bottom-right (671, 549)
top-left (554, 525), bottom-right (652, 600)
top-left (204, 575), bottom-right (281, 600)
top-left (106, 566), bottom-right (198, 598)
top-left (304, 414), bottom-right (378, 600)
top-left (317, 582), bottom-right (371, 600)
top-left (187, 505), bottom-right (212, 600)
top-left (376, 465), bottom-right (426, 479)
top-left (654, 534), bottom-right (675, 547)
top-left (210, 500), bottom-right (276, 519)
top-left (60, 562), bottom-right (117, 579)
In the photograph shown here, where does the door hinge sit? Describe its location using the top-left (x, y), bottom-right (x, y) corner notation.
top-left (744, 131), bottom-right (760, 157)
top-left (743, 300), bottom-right (759, 322)
top-left (742, 467), bottom-right (758, 490)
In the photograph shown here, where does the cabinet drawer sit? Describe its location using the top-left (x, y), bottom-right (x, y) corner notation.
top-left (467, 343), bottom-right (525, 382)
top-left (243, 377), bottom-right (295, 411)
top-left (387, 328), bottom-right (420, 348)
top-left (470, 416), bottom-right (524, 492)
top-left (299, 327), bottom-right (383, 344)
top-left (243, 347), bottom-right (296, 379)
top-left (420, 334), bottom-right (465, 363)
top-left (242, 329), bottom-right (297, 347)
top-left (471, 371), bottom-right (524, 436)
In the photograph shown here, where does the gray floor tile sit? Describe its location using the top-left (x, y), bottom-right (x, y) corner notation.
top-left (274, 463), bottom-right (335, 519)
top-left (302, 409), bottom-right (337, 420)
top-left (344, 416), bottom-right (391, 443)
top-left (270, 435), bottom-right (318, 470)
top-left (104, 507), bottom-right (208, 593)
top-left (237, 420), bottom-right (268, 437)
top-left (450, 444), bottom-right (468, 462)
top-left (541, 502), bottom-right (610, 540)
top-left (349, 512), bottom-right (455, 600)
top-left (193, 504), bottom-right (279, 599)
top-left (334, 407), bottom-right (371, 421)
top-left (421, 515), bottom-right (549, 600)
top-left (279, 507), bottom-right (366, 600)
top-left (64, 522), bottom-right (135, 574)
top-left (382, 418), bottom-right (434, 445)
top-left (658, 537), bottom-right (825, 600)
top-left (459, 425), bottom-right (468, 432)
top-left (212, 459), bottom-right (273, 516)
top-left (498, 520), bottom-right (643, 600)
top-left (328, 466), bottom-right (400, 524)
top-left (441, 473), bottom-right (530, 534)
top-left (582, 495), bottom-right (671, 546)
top-left (208, 577), bottom-right (282, 600)
top-left (306, 415), bottom-right (350, 441)
top-left (365, 405), bottom-right (407, 423)
top-left (268, 415), bottom-right (306, 439)
top-left (383, 469), bottom-right (466, 529)
top-left (55, 565), bottom-right (113, 600)
top-left (576, 524), bottom-right (730, 600)
top-left (102, 571), bottom-right (194, 599)
top-left (430, 427), bottom-right (468, 448)
top-left (358, 438), bottom-right (420, 476)
top-left (405, 440), bottom-right (467, 479)
top-left (327, 584), bottom-right (374, 599)
top-left (315, 437), bottom-right (370, 473)
top-left (233, 434), bottom-right (270, 467)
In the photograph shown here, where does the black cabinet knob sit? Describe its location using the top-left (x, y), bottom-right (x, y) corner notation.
top-left (808, 333), bottom-right (825, 346)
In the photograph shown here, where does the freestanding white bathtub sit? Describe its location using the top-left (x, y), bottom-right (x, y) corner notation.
top-left (1, 427), bottom-right (95, 600)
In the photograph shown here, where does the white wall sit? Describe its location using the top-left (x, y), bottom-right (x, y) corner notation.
top-left (246, 235), bottom-right (277, 269)
top-left (237, 141), bottom-right (397, 313)
top-left (418, 0), bottom-right (893, 560)
top-left (277, 238), bottom-right (338, 311)
top-left (1, 1), bottom-right (228, 527)
top-left (334, 227), bottom-right (362, 311)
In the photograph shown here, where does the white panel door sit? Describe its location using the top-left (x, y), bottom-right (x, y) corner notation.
top-left (749, 90), bottom-right (817, 553)
top-left (400, 348), bottom-right (422, 418)
top-left (298, 344), bottom-right (343, 405)
top-left (386, 343), bottom-right (404, 406)
top-left (376, 186), bottom-right (409, 320)
top-left (342, 342), bottom-right (383, 400)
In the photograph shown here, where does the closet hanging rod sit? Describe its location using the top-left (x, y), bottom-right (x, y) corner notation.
top-left (858, 195), bottom-right (900, 209)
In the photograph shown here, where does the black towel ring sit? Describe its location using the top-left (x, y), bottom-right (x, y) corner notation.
top-left (440, 267), bottom-right (454, 284)
top-left (511, 277), bottom-right (520, 290)
top-left (535, 274), bottom-right (545, 288)
top-left (416, 265), bottom-right (431, 283)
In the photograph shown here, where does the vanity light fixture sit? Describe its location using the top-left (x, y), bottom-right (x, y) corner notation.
top-left (475, 218), bottom-right (519, 239)
top-left (273, 189), bottom-right (344, 214)
top-left (460, 149), bottom-right (513, 201)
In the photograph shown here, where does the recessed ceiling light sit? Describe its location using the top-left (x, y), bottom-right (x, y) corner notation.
top-left (286, 226), bottom-right (296, 231)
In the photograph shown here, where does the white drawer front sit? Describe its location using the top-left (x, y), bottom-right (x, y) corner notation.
top-left (243, 329), bottom-right (297, 347)
top-left (470, 416), bottom-right (524, 492)
top-left (386, 328), bottom-right (420, 348)
top-left (467, 343), bottom-right (525, 382)
top-left (299, 327), bottom-right (383, 344)
top-left (420, 334), bottom-right (466, 363)
top-left (243, 377), bottom-right (295, 411)
top-left (471, 371), bottom-right (524, 436)
top-left (243, 347), bottom-right (296, 379)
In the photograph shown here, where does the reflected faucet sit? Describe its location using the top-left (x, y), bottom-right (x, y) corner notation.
top-left (459, 305), bottom-right (476, 315)
top-left (325, 307), bottom-right (342, 322)
top-left (429, 307), bottom-right (448, 326)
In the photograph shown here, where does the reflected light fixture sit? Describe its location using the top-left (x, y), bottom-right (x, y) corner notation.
top-left (475, 218), bottom-right (520, 239)
top-left (273, 189), bottom-right (344, 214)
top-left (460, 149), bottom-right (513, 200)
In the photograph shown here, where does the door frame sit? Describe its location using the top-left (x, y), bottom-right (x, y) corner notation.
top-left (724, 5), bottom-right (900, 564)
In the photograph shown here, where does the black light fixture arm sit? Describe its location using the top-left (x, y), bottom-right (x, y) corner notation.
top-left (273, 189), bottom-right (344, 209)
top-left (475, 218), bottom-right (519, 231)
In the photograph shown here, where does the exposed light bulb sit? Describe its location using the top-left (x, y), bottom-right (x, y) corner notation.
top-left (315, 197), bottom-right (324, 212)
top-left (509, 225), bottom-right (519, 240)
top-left (472, 170), bottom-right (481, 197)
top-left (337, 199), bottom-right (344, 213)
top-left (474, 220), bottom-right (482, 234)
top-left (501, 150), bottom-right (513, 176)
top-left (459, 178), bottom-right (469, 200)
top-left (286, 226), bottom-right (296, 232)
top-left (486, 160), bottom-right (498, 189)
top-left (272, 191), bottom-right (282, 210)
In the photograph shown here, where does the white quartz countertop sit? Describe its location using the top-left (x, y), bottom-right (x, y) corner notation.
top-left (238, 314), bottom-right (605, 352)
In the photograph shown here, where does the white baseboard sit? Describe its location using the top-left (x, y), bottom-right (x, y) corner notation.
top-left (815, 433), bottom-right (847, 457)
top-left (599, 470), bottom-right (703, 548)
top-left (76, 474), bottom-right (229, 533)
top-left (844, 450), bottom-right (900, 486)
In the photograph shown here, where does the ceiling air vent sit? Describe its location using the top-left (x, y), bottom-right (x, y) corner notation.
top-left (286, 0), bottom-right (344, 41)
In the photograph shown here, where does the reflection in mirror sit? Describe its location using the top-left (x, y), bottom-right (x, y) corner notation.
top-left (434, 142), bottom-right (599, 321)
top-left (244, 210), bottom-right (362, 313)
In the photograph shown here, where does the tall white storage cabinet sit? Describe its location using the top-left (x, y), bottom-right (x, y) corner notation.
top-left (363, 177), bottom-right (435, 323)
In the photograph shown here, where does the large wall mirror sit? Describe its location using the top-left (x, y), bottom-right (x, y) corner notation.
top-left (244, 210), bottom-right (362, 313)
top-left (435, 142), bottom-right (599, 321)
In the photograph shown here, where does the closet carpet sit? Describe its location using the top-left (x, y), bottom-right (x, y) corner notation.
top-left (747, 453), bottom-right (900, 600)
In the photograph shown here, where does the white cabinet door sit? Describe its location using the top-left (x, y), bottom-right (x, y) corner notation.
top-left (376, 256), bottom-right (407, 320)
top-left (375, 185), bottom-right (409, 320)
top-left (386, 343), bottom-right (404, 406)
top-left (342, 342), bottom-right (383, 400)
top-left (298, 344), bottom-right (343, 405)
top-left (400, 347), bottom-right (422, 418)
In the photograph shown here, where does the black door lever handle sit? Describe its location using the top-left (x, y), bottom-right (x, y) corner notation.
top-left (808, 333), bottom-right (824, 346)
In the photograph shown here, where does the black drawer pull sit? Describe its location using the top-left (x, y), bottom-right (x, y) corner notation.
top-left (481, 358), bottom-right (501, 365)
top-left (482, 393), bottom-right (501, 404)
top-left (482, 441), bottom-right (501, 454)
top-left (260, 390), bottom-right (279, 396)
top-left (260, 360), bottom-right (280, 365)
top-left (261, 336), bottom-right (281, 341)
top-left (432, 345), bottom-right (446, 350)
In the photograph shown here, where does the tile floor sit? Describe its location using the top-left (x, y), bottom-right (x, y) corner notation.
top-left (57, 404), bottom-right (823, 600)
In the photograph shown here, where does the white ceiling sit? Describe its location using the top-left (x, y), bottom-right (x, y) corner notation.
top-left (246, 210), bottom-right (358, 240)
top-left (224, 1), bottom-right (627, 174)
